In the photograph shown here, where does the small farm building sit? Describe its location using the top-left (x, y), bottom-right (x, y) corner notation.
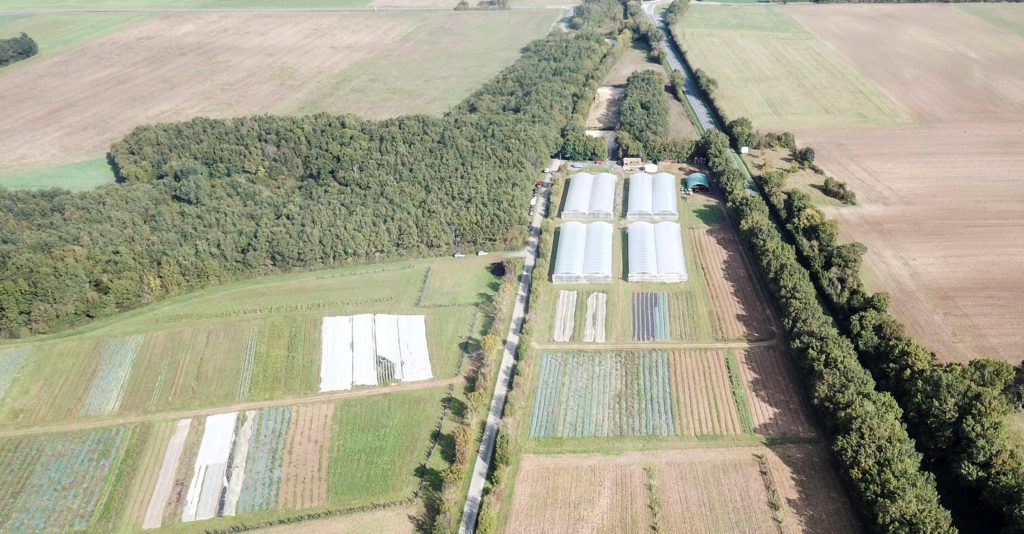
top-left (552, 221), bottom-right (614, 284)
top-left (627, 221), bottom-right (687, 283)
top-left (562, 172), bottom-right (616, 220)
top-left (686, 173), bottom-right (710, 192)
top-left (623, 157), bottom-right (642, 171)
top-left (627, 172), bottom-right (678, 220)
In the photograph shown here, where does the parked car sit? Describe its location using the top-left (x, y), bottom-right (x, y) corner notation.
top-left (476, 251), bottom-right (488, 256)
top-left (570, 162), bottom-right (584, 169)
top-left (453, 252), bottom-right (466, 258)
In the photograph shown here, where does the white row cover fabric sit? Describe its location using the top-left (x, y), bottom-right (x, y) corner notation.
top-left (182, 412), bottom-right (238, 522)
top-left (627, 221), bottom-right (688, 283)
top-left (627, 172), bottom-right (678, 220)
top-left (552, 221), bottom-right (614, 284)
top-left (562, 172), bottom-right (617, 220)
top-left (319, 314), bottom-right (432, 391)
top-left (320, 316), bottom-right (354, 392)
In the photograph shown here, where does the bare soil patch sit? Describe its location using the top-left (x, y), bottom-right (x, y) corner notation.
top-left (586, 86), bottom-right (624, 130)
top-left (507, 447), bottom-right (859, 534)
top-left (736, 348), bottom-right (814, 437)
top-left (783, 4), bottom-right (1024, 362)
top-left (0, 11), bottom-right (556, 176)
top-left (277, 402), bottom-right (333, 510)
top-left (691, 226), bottom-right (774, 341)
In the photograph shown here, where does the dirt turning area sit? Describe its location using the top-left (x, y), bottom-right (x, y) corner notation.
top-left (782, 4), bottom-right (1024, 362)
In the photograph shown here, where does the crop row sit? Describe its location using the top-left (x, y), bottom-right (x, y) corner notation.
top-left (0, 346), bottom-right (30, 400)
top-left (633, 292), bottom-right (670, 342)
top-left (237, 406), bottom-right (292, 514)
top-left (529, 352), bottom-right (675, 438)
top-left (79, 335), bottom-right (144, 416)
top-left (0, 426), bottom-right (126, 532)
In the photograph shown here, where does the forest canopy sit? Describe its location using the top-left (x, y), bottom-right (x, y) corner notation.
top-left (0, 31), bottom-right (611, 337)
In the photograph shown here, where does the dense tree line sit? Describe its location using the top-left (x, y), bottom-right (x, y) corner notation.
top-left (0, 32), bottom-right (612, 338)
top-left (616, 69), bottom-right (693, 161)
top-left (0, 32), bottom-right (37, 67)
top-left (701, 129), bottom-right (956, 532)
top-left (756, 166), bottom-right (1024, 531)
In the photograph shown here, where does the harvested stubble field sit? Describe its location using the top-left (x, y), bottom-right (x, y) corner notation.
top-left (506, 447), bottom-right (859, 534)
top-left (0, 10), bottom-right (557, 186)
top-left (690, 225), bottom-right (774, 341)
top-left (0, 257), bottom-right (492, 428)
top-left (736, 348), bottom-right (815, 437)
top-left (278, 402), bottom-right (334, 510)
top-left (779, 4), bottom-right (1024, 362)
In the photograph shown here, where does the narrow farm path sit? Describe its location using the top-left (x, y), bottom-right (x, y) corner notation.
top-left (458, 160), bottom-right (557, 534)
top-left (0, 376), bottom-right (458, 438)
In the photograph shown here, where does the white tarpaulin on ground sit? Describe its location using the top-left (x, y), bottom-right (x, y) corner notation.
top-left (222, 410), bottom-right (257, 516)
top-left (319, 314), bottom-right (432, 391)
top-left (182, 412), bottom-right (238, 522)
top-left (319, 316), bottom-right (353, 392)
top-left (143, 418), bottom-right (191, 530)
top-left (374, 314), bottom-right (403, 381)
top-left (351, 314), bottom-right (378, 386)
top-left (398, 315), bottom-right (432, 382)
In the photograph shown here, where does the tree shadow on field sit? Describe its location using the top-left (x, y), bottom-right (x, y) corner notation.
top-left (448, 396), bottom-right (468, 423)
top-left (694, 201), bottom-right (723, 226)
top-left (437, 431), bottom-right (457, 465)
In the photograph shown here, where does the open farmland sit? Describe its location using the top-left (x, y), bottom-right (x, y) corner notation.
top-left (777, 4), bottom-right (1024, 362)
top-left (675, 5), bottom-right (910, 129)
top-left (506, 447), bottom-right (859, 534)
top-left (0, 10), bottom-right (557, 187)
top-left (0, 256), bottom-right (497, 429)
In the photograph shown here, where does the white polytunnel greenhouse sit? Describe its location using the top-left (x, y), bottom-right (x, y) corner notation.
top-left (627, 221), bottom-right (688, 283)
top-left (552, 221), bottom-right (614, 283)
top-left (627, 172), bottom-right (678, 220)
top-left (562, 172), bottom-right (616, 220)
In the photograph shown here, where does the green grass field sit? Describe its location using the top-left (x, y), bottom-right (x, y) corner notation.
top-left (961, 3), bottom-right (1024, 38)
top-left (0, 256), bottom-right (500, 428)
top-left (0, 158), bottom-right (117, 191)
top-left (0, 13), bottom-right (146, 61)
top-left (328, 385), bottom-right (445, 506)
top-left (676, 5), bottom-right (911, 128)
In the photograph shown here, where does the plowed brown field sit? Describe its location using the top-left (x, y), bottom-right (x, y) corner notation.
top-left (277, 402), bottom-right (333, 510)
top-left (669, 351), bottom-right (743, 436)
top-left (691, 226), bottom-right (774, 341)
top-left (736, 348), bottom-right (815, 437)
top-left (506, 448), bottom-right (859, 534)
top-left (781, 4), bottom-right (1024, 362)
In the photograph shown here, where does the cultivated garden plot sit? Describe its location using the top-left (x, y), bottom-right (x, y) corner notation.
top-left (736, 348), bottom-right (815, 437)
top-left (79, 335), bottom-right (144, 416)
top-left (553, 290), bottom-right (577, 342)
top-left (507, 448), bottom-right (860, 534)
top-left (690, 227), bottom-right (774, 341)
top-left (0, 426), bottom-right (127, 532)
top-left (0, 346), bottom-right (30, 400)
top-left (633, 292), bottom-right (671, 342)
top-left (319, 314), bottom-right (432, 392)
top-left (583, 292), bottom-right (607, 343)
top-left (529, 352), bottom-right (676, 439)
top-left (236, 407), bottom-right (292, 515)
top-left (670, 351), bottom-right (745, 436)
top-left (278, 402), bottom-right (334, 510)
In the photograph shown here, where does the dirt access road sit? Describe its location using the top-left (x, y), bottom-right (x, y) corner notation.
top-left (0, 376), bottom-right (457, 438)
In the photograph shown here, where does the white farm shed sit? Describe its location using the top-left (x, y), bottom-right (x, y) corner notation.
top-left (562, 172), bottom-right (616, 220)
top-left (627, 172), bottom-right (678, 220)
top-left (627, 221), bottom-right (688, 283)
top-left (552, 221), bottom-right (614, 284)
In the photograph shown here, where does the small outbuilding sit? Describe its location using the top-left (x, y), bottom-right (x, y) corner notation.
top-left (686, 173), bottom-right (710, 193)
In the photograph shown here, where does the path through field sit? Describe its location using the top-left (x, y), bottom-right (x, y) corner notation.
top-left (0, 376), bottom-right (456, 438)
